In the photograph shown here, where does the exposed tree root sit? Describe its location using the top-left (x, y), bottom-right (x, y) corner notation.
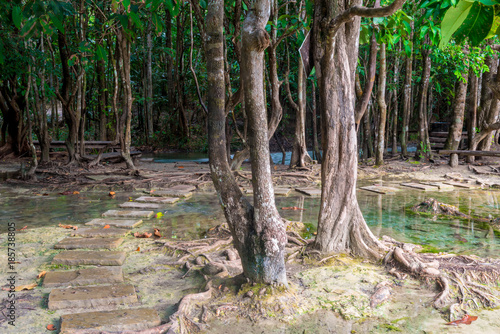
top-left (384, 241), bottom-right (500, 310)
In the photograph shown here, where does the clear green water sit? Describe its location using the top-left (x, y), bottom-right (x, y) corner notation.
top-left (1, 183), bottom-right (499, 258)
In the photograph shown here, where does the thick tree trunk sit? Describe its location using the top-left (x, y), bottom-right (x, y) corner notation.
top-left (312, 0), bottom-right (390, 258)
top-left (207, 0), bottom-right (287, 285)
top-left (445, 71), bottom-right (469, 167)
top-left (479, 63), bottom-right (500, 152)
top-left (311, 79), bottom-right (322, 162)
top-left (415, 45), bottom-right (432, 160)
top-left (96, 58), bottom-right (108, 141)
top-left (376, 43), bottom-right (387, 165)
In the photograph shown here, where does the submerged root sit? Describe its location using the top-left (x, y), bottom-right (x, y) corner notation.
top-left (385, 245), bottom-right (500, 310)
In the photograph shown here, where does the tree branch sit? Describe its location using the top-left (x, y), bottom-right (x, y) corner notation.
top-left (328, 0), bottom-right (406, 35)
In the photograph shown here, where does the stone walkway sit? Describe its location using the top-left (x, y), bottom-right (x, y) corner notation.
top-left (41, 188), bottom-right (194, 333)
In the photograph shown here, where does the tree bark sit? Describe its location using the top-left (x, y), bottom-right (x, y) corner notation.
top-left (415, 43), bottom-right (432, 160)
top-left (145, 18), bottom-right (154, 142)
top-left (400, 22), bottom-right (413, 157)
top-left (445, 71), bottom-right (469, 167)
top-left (207, 0), bottom-right (287, 285)
top-left (391, 41), bottom-right (401, 156)
top-left (311, 0), bottom-right (399, 258)
top-left (376, 43), bottom-right (387, 166)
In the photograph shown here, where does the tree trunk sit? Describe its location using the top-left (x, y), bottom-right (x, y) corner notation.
top-left (479, 62), bottom-right (500, 152)
top-left (466, 69), bottom-right (478, 163)
top-left (401, 22), bottom-right (413, 157)
top-left (415, 44), bottom-right (432, 160)
top-left (312, 0), bottom-right (392, 258)
top-left (445, 71), bottom-right (469, 167)
top-left (311, 79), bottom-right (321, 162)
top-left (290, 61), bottom-right (312, 167)
top-left (145, 20), bottom-right (154, 142)
top-left (207, 0), bottom-right (287, 285)
top-left (376, 43), bottom-right (387, 166)
top-left (354, 26), bottom-right (378, 129)
top-left (391, 42), bottom-right (401, 156)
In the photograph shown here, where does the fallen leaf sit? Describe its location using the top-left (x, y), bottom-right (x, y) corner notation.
top-left (14, 283), bottom-right (38, 291)
top-left (17, 226), bottom-right (28, 231)
top-left (109, 191), bottom-right (116, 196)
top-left (103, 225), bottom-right (110, 229)
top-left (58, 223), bottom-right (78, 230)
top-left (281, 206), bottom-right (305, 211)
top-left (47, 324), bottom-right (57, 331)
top-left (134, 232), bottom-right (152, 238)
top-left (446, 314), bottom-right (478, 326)
top-left (129, 197), bottom-right (133, 201)
top-left (73, 191), bottom-right (80, 195)
top-left (178, 166), bottom-right (184, 169)
top-left (43, 193), bottom-right (49, 196)
top-left (37, 271), bottom-right (47, 279)
top-left (274, 166), bottom-right (277, 170)
top-left (156, 212), bottom-right (163, 219)
top-left (136, 247), bottom-right (141, 251)
top-left (150, 189), bottom-right (156, 194)
top-left (154, 228), bottom-right (162, 238)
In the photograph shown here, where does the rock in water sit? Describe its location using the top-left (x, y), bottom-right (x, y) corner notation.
top-left (370, 282), bottom-right (392, 308)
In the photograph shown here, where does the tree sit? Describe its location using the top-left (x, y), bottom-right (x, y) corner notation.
top-left (207, 0), bottom-right (287, 285)
top-left (311, 0), bottom-right (405, 257)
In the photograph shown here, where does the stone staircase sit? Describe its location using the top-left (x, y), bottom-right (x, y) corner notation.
top-left (43, 186), bottom-right (195, 333)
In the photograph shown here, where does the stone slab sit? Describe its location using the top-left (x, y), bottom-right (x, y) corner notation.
top-left (86, 218), bottom-right (143, 229)
top-left (60, 308), bottom-right (161, 333)
top-left (43, 267), bottom-right (124, 288)
top-left (48, 284), bottom-right (137, 310)
top-left (400, 183), bottom-right (439, 191)
top-left (443, 181), bottom-right (481, 189)
top-left (359, 186), bottom-right (400, 194)
top-left (135, 196), bottom-right (180, 204)
top-left (71, 227), bottom-right (130, 238)
top-left (119, 202), bottom-right (161, 209)
top-left (245, 187), bottom-right (292, 196)
top-left (152, 189), bottom-right (193, 198)
top-left (423, 182), bottom-right (455, 191)
top-left (102, 210), bottom-right (154, 219)
top-left (295, 188), bottom-right (322, 196)
top-left (52, 251), bottom-right (127, 266)
top-left (54, 237), bottom-right (123, 250)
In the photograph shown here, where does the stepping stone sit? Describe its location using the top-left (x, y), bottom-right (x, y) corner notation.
top-left (400, 183), bottom-right (439, 191)
top-left (244, 188), bottom-right (292, 196)
top-left (52, 251), bottom-right (126, 266)
top-left (119, 202), bottom-right (161, 209)
top-left (136, 196), bottom-right (179, 204)
top-left (86, 218), bottom-right (143, 229)
top-left (102, 210), bottom-right (154, 219)
top-left (152, 189), bottom-right (193, 198)
top-left (71, 227), bottom-right (130, 238)
top-left (48, 284), bottom-right (137, 310)
top-left (423, 182), bottom-right (454, 191)
top-left (60, 308), bottom-right (161, 333)
top-left (360, 185), bottom-right (400, 194)
top-left (443, 181), bottom-right (481, 189)
top-left (54, 237), bottom-right (123, 250)
top-left (295, 188), bottom-right (322, 196)
top-left (43, 267), bottom-right (124, 288)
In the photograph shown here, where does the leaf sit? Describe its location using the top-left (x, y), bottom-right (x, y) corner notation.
top-left (156, 212), bottom-right (163, 218)
top-left (17, 226), bottom-right (28, 231)
top-left (136, 246), bottom-right (141, 251)
top-left (109, 191), bottom-right (116, 196)
top-left (73, 191), bottom-right (80, 195)
top-left (154, 228), bottom-right (162, 238)
top-left (58, 223), bottom-right (78, 230)
top-left (47, 324), bottom-right (57, 331)
top-left (446, 314), bottom-right (478, 325)
top-left (454, 2), bottom-right (494, 47)
top-left (49, 13), bottom-right (65, 33)
top-left (486, 15), bottom-right (500, 39)
top-left (12, 6), bottom-right (22, 29)
top-left (15, 283), bottom-right (38, 291)
top-left (128, 11), bottom-right (143, 31)
top-left (134, 232), bottom-right (152, 238)
top-left (439, 0), bottom-right (473, 48)
top-left (151, 12), bottom-right (163, 34)
top-left (103, 225), bottom-right (110, 229)
top-left (96, 44), bottom-right (107, 62)
top-left (37, 271), bottom-right (47, 279)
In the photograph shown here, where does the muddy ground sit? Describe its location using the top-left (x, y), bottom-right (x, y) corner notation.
top-left (1, 153), bottom-right (500, 333)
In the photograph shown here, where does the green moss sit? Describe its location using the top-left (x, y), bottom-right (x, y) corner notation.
top-left (377, 323), bottom-right (402, 331)
top-left (418, 245), bottom-right (442, 254)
